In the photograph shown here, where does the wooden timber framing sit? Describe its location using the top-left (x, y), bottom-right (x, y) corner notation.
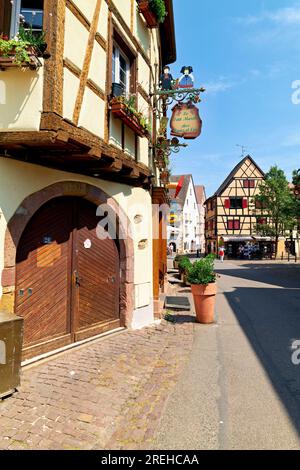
top-left (205, 156), bottom-right (266, 249)
top-left (72, 0), bottom-right (103, 125)
top-left (106, 0), bottom-right (151, 68)
top-left (131, 0), bottom-right (135, 32)
top-left (104, 10), bottom-right (113, 143)
top-left (63, 59), bottom-right (105, 100)
top-left (43, 0), bottom-right (66, 115)
top-left (152, 187), bottom-right (169, 319)
top-left (66, 0), bottom-right (107, 52)
top-left (0, 0), bottom-right (176, 186)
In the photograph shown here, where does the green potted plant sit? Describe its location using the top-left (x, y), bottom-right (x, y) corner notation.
top-left (187, 254), bottom-right (217, 324)
top-left (178, 256), bottom-right (192, 282)
top-left (174, 254), bottom-right (185, 270)
top-left (18, 25), bottom-right (49, 58)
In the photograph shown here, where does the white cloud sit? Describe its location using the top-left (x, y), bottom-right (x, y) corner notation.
top-left (204, 80), bottom-right (236, 95)
top-left (237, 5), bottom-right (300, 26)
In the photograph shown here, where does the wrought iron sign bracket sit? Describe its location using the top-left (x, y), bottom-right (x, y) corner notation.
top-left (151, 87), bottom-right (206, 110)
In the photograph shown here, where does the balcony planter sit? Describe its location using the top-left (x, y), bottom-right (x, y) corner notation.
top-left (0, 45), bottom-right (40, 70)
top-left (110, 97), bottom-right (150, 138)
top-left (138, 0), bottom-right (167, 28)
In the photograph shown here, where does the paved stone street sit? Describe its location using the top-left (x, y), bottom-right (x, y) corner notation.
top-left (154, 260), bottom-right (300, 450)
top-left (1, 260), bottom-right (300, 450)
top-left (0, 308), bottom-right (194, 450)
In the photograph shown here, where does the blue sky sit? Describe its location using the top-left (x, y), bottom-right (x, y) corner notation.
top-left (170, 0), bottom-right (300, 196)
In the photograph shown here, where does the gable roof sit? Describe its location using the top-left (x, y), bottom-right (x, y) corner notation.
top-left (169, 174), bottom-right (193, 206)
top-left (195, 185), bottom-right (206, 205)
top-left (213, 155), bottom-right (265, 197)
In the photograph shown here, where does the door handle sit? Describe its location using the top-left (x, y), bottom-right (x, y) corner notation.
top-left (73, 270), bottom-right (81, 287)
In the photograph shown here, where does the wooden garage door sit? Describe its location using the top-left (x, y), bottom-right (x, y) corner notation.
top-left (15, 197), bottom-right (120, 359)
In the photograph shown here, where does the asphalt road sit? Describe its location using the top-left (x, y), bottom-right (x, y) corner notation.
top-left (154, 260), bottom-right (300, 450)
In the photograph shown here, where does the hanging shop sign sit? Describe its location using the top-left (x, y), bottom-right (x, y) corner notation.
top-left (170, 103), bottom-right (202, 140)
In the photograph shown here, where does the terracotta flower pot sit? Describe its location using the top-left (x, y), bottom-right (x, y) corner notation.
top-left (191, 283), bottom-right (217, 324)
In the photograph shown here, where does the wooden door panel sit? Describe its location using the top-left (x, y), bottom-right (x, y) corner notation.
top-left (15, 196), bottom-right (121, 359)
top-left (75, 200), bottom-right (120, 331)
top-left (16, 199), bottom-right (73, 347)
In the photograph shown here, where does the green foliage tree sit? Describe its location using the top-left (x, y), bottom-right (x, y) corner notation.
top-left (254, 166), bottom-right (297, 257)
top-left (292, 169), bottom-right (300, 226)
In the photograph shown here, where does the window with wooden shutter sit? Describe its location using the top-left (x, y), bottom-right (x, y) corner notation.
top-left (225, 199), bottom-right (230, 209)
top-left (234, 220), bottom-right (240, 230)
top-left (258, 218), bottom-right (267, 225)
top-left (242, 199), bottom-right (248, 209)
top-left (229, 197), bottom-right (243, 209)
top-left (227, 220), bottom-right (234, 230)
top-left (244, 179), bottom-right (255, 188)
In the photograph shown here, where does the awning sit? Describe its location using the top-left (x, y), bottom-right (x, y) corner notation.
top-left (252, 236), bottom-right (272, 242)
top-left (221, 237), bottom-right (253, 243)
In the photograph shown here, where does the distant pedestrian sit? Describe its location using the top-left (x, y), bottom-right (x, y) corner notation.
top-left (219, 247), bottom-right (225, 263)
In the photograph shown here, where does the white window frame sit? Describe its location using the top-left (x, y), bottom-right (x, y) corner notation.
top-left (10, 0), bottom-right (21, 38)
top-left (112, 43), bottom-right (130, 95)
top-left (10, 0), bottom-right (43, 38)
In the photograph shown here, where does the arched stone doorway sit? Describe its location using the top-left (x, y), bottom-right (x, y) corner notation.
top-left (1, 182), bottom-right (134, 359)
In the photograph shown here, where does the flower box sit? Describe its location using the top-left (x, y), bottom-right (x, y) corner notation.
top-left (138, 0), bottom-right (159, 28)
top-left (110, 99), bottom-right (149, 138)
top-left (0, 46), bottom-right (40, 71)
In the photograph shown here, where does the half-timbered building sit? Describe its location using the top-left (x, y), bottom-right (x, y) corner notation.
top-left (0, 0), bottom-right (176, 360)
top-left (205, 155), bottom-right (288, 258)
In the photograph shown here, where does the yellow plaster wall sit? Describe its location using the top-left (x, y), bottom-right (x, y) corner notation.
top-left (109, 115), bottom-right (122, 148)
top-left (113, 0), bottom-right (131, 26)
top-left (88, 42), bottom-right (107, 91)
top-left (124, 128), bottom-right (136, 158)
top-left (97, 1), bottom-right (109, 38)
top-left (0, 159), bottom-right (153, 308)
top-left (78, 87), bottom-right (105, 139)
top-left (138, 137), bottom-right (149, 166)
top-left (73, 0), bottom-right (98, 23)
top-left (0, 67), bottom-right (44, 131)
top-left (64, 8), bottom-right (88, 70)
top-left (63, 68), bottom-right (80, 121)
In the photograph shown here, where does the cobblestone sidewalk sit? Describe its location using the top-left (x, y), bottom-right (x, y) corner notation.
top-left (0, 302), bottom-right (195, 450)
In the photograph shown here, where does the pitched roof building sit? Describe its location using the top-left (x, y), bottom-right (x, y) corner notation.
top-left (0, 0), bottom-right (176, 360)
top-left (204, 155), bottom-right (294, 259)
top-left (168, 175), bottom-right (205, 254)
